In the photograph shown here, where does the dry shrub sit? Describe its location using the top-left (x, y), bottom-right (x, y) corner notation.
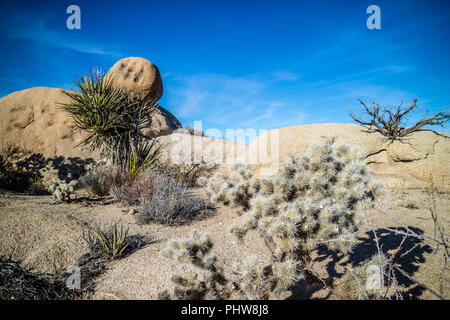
top-left (157, 160), bottom-right (217, 188)
top-left (0, 155), bottom-right (43, 193)
top-left (138, 174), bottom-right (204, 225)
top-left (79, 163), bottom-right (121, 197)
top-left (111, 170), bottom-right (155, 205)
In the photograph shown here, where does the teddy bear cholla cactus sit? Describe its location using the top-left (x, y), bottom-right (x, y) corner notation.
top-left (48, 180), bottom-right (78, 202)
top-left (198, 163), bottom-right (260, 210)
top-left (159, 230), bottom-right (299, 300)
top-left (161, 140), bottom-right (384, 299)
top-left (208, 139), bottom-right (384, 290)
top-left (232, 254), bottom-right (300, 299)
top-left (158, 230), bottom-right (231, 300)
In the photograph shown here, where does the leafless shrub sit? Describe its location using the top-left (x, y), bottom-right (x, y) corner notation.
top-left (79, 163), bottom-right (121, 197)
top-left (350, 99), bottom-right (449, 141)
top-left (138, 174), bottom-right (205, 225)
top-left (157, 160), bottom-right (217, 188)
top-left (0, 143), bottom-right (23, 162)
top-left (111, 169), bottom-right (155, 205)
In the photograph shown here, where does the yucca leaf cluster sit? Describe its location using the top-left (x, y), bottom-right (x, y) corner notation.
top-left (84, 221), bottom-right (129, 260)
top-left (59, 69), bottom-right (161, 169)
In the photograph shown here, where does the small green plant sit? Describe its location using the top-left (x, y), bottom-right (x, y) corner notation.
top-left (84, 221), bottom-right (129, 259)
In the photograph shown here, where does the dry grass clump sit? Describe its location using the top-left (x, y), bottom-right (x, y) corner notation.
top-left (0, 155), bottom-right (44, 193)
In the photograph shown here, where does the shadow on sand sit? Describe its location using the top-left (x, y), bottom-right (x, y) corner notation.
top-left (288, 226), bottom-right (433, 300)
top-left (16, 153), bottom-right (95, 182)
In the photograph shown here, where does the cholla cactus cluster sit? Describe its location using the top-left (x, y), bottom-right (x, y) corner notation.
top-left (207, 139), bottom-right (383, 294)
top-left (48, 180), bottom-right (78, 202)
top-left (159, 230), bottom-right (300, 300)
top-left (159, 230), bottom-right (230, 300)
top-left (232, 255), bottom-right (300, 299)
top-left (231, 139), bottom-right (384, 255)
top-left (198, 163), bottom-right (260, 209)
top-left (162, 140), bottom-right (385, 300)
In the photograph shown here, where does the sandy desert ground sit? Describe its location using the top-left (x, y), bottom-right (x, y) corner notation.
top-left (0, 184), bottom-right (448, 300)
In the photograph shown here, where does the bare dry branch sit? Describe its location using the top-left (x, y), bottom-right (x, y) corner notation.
top-left (350, 99), bottom-right (449, 141)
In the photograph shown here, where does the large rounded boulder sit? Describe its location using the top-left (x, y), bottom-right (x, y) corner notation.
top-left (106, 57), bottom-right (181, 136)
top-left (0, 87), bottom-right (91, 159)
top-left (105, 57), bottom-right (163, 102)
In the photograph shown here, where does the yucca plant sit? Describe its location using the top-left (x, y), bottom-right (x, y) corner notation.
top-left (86, 221), bottom-right (130, 259)
top-left (126, 139), bottom-right (162, 181)
top-left (59, 69), bottom-right (160, 169)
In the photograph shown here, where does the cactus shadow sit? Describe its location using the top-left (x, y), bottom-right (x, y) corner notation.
top-left (287, 278), bottom-right (332, 300)
top-left (16, 153), bottom-right (95, 182)
top-left (313, 226), bottom-right (433, 299)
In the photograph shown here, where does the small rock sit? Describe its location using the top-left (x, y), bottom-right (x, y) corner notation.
top-left (129, 209), bottom-right (136, 215)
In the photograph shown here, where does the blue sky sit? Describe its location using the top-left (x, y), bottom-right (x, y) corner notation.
top-left (0, 0), bottom-right (449, 140)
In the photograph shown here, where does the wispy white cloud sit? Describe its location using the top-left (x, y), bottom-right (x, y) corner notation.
top-left (0, 10), bottom-right (122, 57)
top-left (167, 72), bottom-right (307, 132)
top-left (166, 65), bottom-right (418, 140)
